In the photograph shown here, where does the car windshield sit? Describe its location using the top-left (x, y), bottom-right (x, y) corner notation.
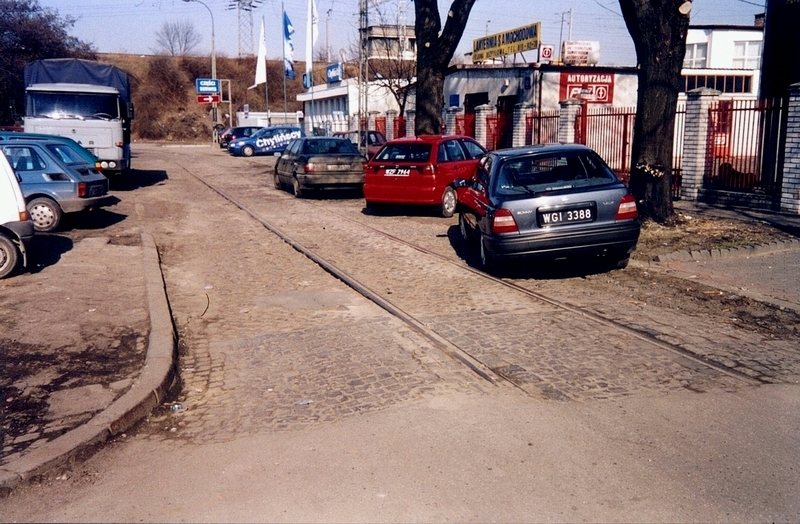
top-left (494, 151), bottom-right (618, 197)
top-left (374, 143), bottom-right (431, 162)
top-left (302, 139), bottom-right (358, 155)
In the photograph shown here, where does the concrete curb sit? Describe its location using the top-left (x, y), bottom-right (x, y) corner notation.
top-left (652, 238), bottom-right (800, 263)
top-left (0, 232), bottom-right (176, 493)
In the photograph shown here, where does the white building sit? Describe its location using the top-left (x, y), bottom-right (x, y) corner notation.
top-left (682, 21), bottom-right (764, 97)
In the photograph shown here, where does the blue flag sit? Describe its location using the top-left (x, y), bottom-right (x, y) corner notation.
top-left (283, 11), bottom-right (296, 80)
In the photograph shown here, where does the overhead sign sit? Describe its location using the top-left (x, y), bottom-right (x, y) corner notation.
top-left (326, 63), bottom-right (343, 83)
top-left (195, 78), bottom-right (221, 94)
top-left (472, 22), bottom-right (541, 63)
top-left (561, 41), bottom-right (600, 66)
top-left (559, 71), bottom-right (615, 104)
top-left (197, 94), bottom-right (221, 104)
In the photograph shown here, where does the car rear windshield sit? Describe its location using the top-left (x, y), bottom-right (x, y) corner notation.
top-left (302, 139), bottom-right (359, 155)
top-left (373, 143), bottom-right (431, 162)
top-left (494, 151), bottom-right (619, 197)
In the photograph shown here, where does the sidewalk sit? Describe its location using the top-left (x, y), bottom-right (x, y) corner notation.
top-left (646, 201), bottom-right (800, 313)
top-left (0, 233), bottom-right (176, 493)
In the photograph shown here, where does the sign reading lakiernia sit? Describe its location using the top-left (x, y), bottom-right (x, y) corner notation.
top-left (195, 78), bottom-right (221, 95)
top-left (472, 23), bottom-right (540, 63)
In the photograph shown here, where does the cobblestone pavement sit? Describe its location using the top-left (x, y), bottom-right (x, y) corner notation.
top-left (142, 145), bottom-right (770, 426)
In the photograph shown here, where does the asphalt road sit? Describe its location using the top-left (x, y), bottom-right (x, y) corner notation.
top-left (2, 143), bottom-right (799, 522)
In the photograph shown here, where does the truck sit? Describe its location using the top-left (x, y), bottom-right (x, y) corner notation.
top-left (23, 58), bottom-right (133, 176)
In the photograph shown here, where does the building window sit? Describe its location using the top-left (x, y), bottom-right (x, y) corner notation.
top-left (684, 43), bottom-right (708, 68)
top-left (682, 74), bottom-right (752, 94)
top-left (733, 41), bottom-right (761, 69)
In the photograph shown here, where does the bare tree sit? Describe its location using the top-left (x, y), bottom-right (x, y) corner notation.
top-left (619, 0), bottom-right (690, 223)
top-left (153, 20), bottom-right (201, 56)
top-left (362, 11), bottom-right (417, 116)
top-left (413, 0), bottom-right (477, 135)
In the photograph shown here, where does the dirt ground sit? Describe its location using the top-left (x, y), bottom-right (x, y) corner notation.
top-left (2, 182), bottom-right (799, 464)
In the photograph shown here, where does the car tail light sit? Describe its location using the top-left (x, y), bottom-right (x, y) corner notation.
top-left (77, 182), bottom-right (87, 197)
top-left (304, 163), bottom-right (316, 172)
top-left (491, 208), bottom-right (519, 234)
top-left (615, 193), bottom-right (638, 220)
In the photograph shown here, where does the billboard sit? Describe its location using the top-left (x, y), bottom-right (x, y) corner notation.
top-left (472, 23), bottom-right (541, 63)
top-left (559, 72), bottom-right (615, 104)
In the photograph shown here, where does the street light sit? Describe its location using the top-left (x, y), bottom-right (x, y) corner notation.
top-left (183, 0), bottom-right (217, 125)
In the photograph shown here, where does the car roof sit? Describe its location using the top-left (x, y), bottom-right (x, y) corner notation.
top-left (490, 143), bottom-right (593, 160)
top-left (384, 134), bottom-right (473, 145)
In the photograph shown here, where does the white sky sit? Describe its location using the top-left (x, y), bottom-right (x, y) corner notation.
top-left (38, 0), bottom-right (766, 67)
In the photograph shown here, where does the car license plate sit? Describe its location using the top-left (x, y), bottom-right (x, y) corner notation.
top-left (327, 164), bottom-right (349, 171)
top-left (538, 206), bottom-right (594, 226)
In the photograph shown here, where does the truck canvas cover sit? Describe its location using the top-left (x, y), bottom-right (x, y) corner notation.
top-left (23, 59), bottom-right (131, 104)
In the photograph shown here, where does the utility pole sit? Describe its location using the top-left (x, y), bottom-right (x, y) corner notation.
top-left (326, 9), bottom-right (332, 62)
top-left (358, 0), bottom-right (369, 152)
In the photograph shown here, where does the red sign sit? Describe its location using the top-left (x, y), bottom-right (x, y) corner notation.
top-left (197, 94), bottom-right (220, 104)
top-left (559, 71), bottom-right (615, 104)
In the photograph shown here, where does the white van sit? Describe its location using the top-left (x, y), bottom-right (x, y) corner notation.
top-left (0, 151), bottom-right (34, 278)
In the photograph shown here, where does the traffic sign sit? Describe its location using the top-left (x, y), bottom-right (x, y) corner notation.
top-left (197, 94), bottom-right (221, 104)
top-left (195, 78), bottom-right (220, 94)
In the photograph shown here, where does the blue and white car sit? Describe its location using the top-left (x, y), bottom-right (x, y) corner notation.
top-left (228, 126), bottom-right (304, 157)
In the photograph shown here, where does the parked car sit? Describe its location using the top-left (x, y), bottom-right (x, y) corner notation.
top-left (0, 131), bottom-right (102, 172)
top-left (0, 140), bottom-right (111, 232)
top-left (0, 151), bottom-right (33, 279)
top-left (219, 126), bottom-right (262, 149)
top-left (363, 135), bottom-right (487, 217)
top-left (228, 126), bottom-right (304, 157)
top-left (454, 143), bottom-right (640, 272)
top-left (274, 137), bottom-right (367, 197)
top-left (333, 129), bottom-right (386, 158)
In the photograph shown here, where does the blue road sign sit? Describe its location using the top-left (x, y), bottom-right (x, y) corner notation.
top-left (196, 78), bottom-right (221, 94)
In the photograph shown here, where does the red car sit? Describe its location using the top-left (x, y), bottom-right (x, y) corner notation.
top-left (363, 135), bottom-right (487, 217)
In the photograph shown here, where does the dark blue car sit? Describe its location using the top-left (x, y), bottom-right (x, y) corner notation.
top-left (228, 126), bottom-right (304, 157)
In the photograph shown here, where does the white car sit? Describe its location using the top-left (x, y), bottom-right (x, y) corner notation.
top-left (0, 151), bottom-right (34, 278)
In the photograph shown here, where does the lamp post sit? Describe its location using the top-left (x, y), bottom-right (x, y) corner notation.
top-left (183, 0), bottom-right (217, 126)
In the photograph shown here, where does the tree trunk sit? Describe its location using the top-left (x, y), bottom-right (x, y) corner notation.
top-left (619, 0), bottom-right (690, 223)
top-left (414, 0), bottom-right (477, 135)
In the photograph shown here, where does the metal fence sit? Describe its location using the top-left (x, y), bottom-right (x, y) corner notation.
top-left (526, 110), bottom-right (560, 145)
top-left (704, 97), bottom-right (787, 196)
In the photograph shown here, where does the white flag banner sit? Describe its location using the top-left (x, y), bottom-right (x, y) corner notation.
top-left (251, 18), bottom-right (267, 88)
top-left (305, 0), bottom-right (318, 77)
top-left (283, 11), bottom-right (295, 79)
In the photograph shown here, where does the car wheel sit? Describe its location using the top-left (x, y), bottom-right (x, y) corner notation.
top-left (292, 177), bottom-right (303, 198)
top-left (273, 172), bottom-right (282, 190)
top-left (242, 145), bottom-right (255, 157)
top-left (0, 234), bottom-right (20, 279)
top-left (440, 186), bottom-right (457, 218)
top-left (459, 213), bottom-right (472, 242)
top-left (480, 234), bottom-right (497, 273)
top-left (612, 254), bottom-right (630, 270)
top-left (27, 197), bottom-right (62, 232)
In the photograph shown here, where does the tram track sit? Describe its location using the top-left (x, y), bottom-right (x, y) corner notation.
top-left (181, 163), bottom-right (764, 398)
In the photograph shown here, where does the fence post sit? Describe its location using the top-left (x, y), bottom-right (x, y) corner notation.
top-left (385, 110), bottom-right (398, 141)
top-left (781, 83), bottom-right (800, 214)
top-left (474, 104), bottom-right (494, 149)
top-left (680, 88), bottom-right (720, 201)
top-left (558, 99), bottom-right (582, 143)
top-left (405, 110), bottom-right (415, 137)
top-left (444, 106), bottom-right (464, 136)
top-left (513, 104), bottom-right (534, 147)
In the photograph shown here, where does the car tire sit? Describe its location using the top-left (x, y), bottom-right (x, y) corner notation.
top-left (458, 213), bottom-right (471, 242)
top-left (27, 197), bottom-right (62, 232)
top-left (273, 172), bottom-right (282, 190)
top-left (440, 186), bottom-right (457, 218)
top-left (292, 177), bottom-right (303, 198)
top-left (0, 234), bottom-right (20, 279)
top-left (242, 145), bottom-right (255, 157)
top-left (612, 254), bottom-right (630, 270)
top-left (480, 234), bottom-right (497, 273)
